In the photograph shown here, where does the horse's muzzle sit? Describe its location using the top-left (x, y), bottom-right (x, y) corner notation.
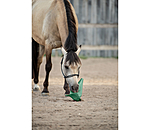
top-left (71, 85), bottom-right (79, 93)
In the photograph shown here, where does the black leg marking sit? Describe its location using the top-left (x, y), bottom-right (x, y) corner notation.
top-left (32, 38), bottom-right (39, 82)
top-left (42, 51), bottom-right (52, 95)
top-left (32, 38), bottom-right (45, 87)
top-left (34, 45), bottom-right (45, 85)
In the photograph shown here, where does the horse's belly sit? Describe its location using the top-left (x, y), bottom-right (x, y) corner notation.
top-left (32, 0), bottom-right (55, 45)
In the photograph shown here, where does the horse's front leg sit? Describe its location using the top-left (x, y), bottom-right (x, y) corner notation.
top-left (41, 43), bottom-right (52, 95)
top-left (32, 38), bottom-right (45, 91)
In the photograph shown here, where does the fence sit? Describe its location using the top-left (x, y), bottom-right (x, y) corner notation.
top-left (53, 0), bottom-right (118, 57)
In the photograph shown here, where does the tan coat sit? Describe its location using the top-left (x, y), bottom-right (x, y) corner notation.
top-left (32, 0), bottom-right (78, 49)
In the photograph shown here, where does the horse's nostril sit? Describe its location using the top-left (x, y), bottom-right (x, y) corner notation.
top-left (71, 86), bottom-right (74, 90)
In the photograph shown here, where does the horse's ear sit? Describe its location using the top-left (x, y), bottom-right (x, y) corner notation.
top-left (61, 47), bottom-right (67, 55)
top-left (76, 45), bottom-right (82, 55)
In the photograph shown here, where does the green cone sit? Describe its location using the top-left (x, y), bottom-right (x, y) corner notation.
top-left (65, 78), bottom-right (84, 101)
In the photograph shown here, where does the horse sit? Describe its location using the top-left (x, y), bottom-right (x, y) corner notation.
top-left (32, 0), bottom-right (82, 95)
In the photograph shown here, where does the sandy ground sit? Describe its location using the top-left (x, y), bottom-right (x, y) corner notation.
top-left (32, 57), bottom-right (118, 130)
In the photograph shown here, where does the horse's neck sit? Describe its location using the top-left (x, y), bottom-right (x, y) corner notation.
top-left (56, 0), bottom-right (78, 48)
top-left (56, 0), bottom-right (69, 47)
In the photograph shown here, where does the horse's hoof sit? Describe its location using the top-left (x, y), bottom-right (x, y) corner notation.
top-left (33, 84), bottom-right (40, 91)
top-left (41, 91), bottom-right (49, 96)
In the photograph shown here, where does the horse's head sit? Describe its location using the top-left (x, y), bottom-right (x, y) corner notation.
top-left (61, 46), bottom-right (82, 93)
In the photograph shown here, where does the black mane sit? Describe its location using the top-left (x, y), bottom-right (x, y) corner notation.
top-left (63, 0), bottom-right (77, 52)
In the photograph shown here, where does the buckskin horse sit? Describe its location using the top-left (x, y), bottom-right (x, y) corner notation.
top-left (32, 0), bottom-right (82, 95)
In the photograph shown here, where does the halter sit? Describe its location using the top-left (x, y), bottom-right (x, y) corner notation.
top-left (61, 57), bottom-right (80, 79)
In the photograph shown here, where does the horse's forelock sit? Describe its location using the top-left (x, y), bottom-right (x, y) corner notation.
top-left (65, 51), bottom-right (81, 66)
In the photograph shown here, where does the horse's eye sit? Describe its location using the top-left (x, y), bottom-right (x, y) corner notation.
top-left (65, 66), bottom-right (69, 69)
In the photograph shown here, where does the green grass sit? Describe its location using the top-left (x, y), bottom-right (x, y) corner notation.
top-left (79, 56), bottom-right (88, 59)
top-left (112, 56), bottom-right (118, 59)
